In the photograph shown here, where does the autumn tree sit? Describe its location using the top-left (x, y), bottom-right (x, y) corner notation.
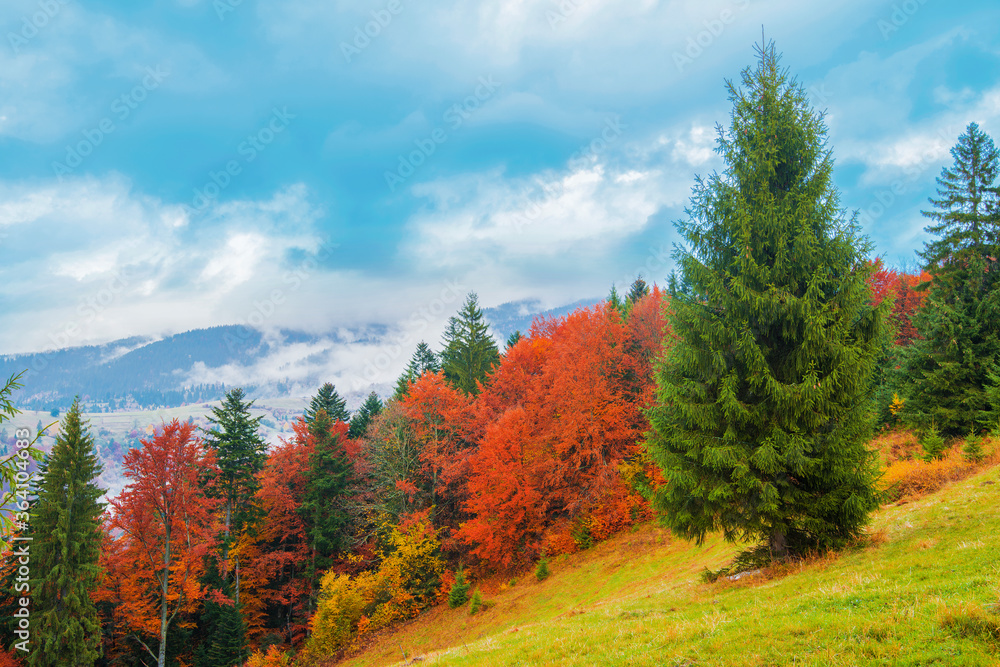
top-left (304, 383), bottom-right (349, 424)
top-left (902, 122), bottom-right (1000, 434)
top-left (28, 400), bottom-right (105, 667)
top-left (441, 293), bottom-right (500, 396)
top-left (348, 391), bottom-right (383, 440)
top-left (646, 42), bottom-right (888, 560)
top-left (108, 420), bottom-right (220, 667)
top-left (359, 402), bottom-right (422, 524)
top-left (394, 341), bottom-right (440, 399)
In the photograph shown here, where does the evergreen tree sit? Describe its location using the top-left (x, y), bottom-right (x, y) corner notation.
top-left (305, 383), bottom-right (350, 424)
top-left (504, 330), bottom-right (523, 352)
top-left (902, 123), bottom-right (1000, 435)
top-left (607, 285), bottom-right (627, 320)
top-left (440, 293), bottom-right (500, 395)
top-left (194, 583), bottom-right (248, 667)
top-left (627, 276), bottom-right (650, 303)
top-left (448, 566), bottom-right (470, 608)
top-left (393, 342), bottom-right (440, 399)
top-left (348, 391), bottom-right (383, 440)
top-left (299, 410), bottom-right (353, 609)
top-left (646, 42), bottom-right (888, 560)
top-left (203, 388), bottom-right (268, 545)
top-left (28, 400), bottom-right (105, 667)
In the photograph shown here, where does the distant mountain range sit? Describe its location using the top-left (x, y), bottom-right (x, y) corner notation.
top-left (0, 297), bottom-right (598, 412)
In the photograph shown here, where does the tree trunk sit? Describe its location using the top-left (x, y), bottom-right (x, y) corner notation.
top-left (769, 528), bottom-right (787, 561)
top-left (159, 520), bottom-right (171, 667)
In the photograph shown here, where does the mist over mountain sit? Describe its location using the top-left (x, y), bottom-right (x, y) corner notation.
top-left (0, 297), bottom-right (598, 412)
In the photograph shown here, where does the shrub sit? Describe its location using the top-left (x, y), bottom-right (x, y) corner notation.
top-left (535, 558), bottom-right (550, 582)
top-left (246, 645), bottom-right (291, 667)
top-left (448, 566), bottom-right (470, 608)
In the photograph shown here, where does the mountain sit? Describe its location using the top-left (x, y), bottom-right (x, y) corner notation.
top-left (0, 298), bottom-right (599, 412)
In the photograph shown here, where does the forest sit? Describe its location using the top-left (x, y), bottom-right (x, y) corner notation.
top-left (1, 43), bottom-right (1000, 667)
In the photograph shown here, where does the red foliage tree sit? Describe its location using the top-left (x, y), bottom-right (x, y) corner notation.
top-left (460, 295), bottom-right (666, 569)
top-left (890, 270), bottom-right (931, 346)
top-left (106, 419), bottom-right (219, 667)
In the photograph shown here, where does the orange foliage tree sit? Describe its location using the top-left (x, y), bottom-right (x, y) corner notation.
top-left (459, 293), bottom-right (667, 569)
top-left (105, 420), bottom-right (220, 667)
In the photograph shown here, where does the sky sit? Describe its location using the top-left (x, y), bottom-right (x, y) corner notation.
top-left (1, 0), bottom-right (999, 359)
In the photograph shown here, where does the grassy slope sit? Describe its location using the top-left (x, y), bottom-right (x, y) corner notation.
top-left (345, 464), bottom-right (1000, 666)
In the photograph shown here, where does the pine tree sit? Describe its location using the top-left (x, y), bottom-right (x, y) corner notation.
top-left (299, 410), bottom-right (353, 609)
top-left (607, 285), bottom-right (627, 320)
top-left (627, 276), bottom-right (650, 303)
top-left (646, 41), bottom-right (888, 560)
top-left (28, 400), bottom-right (105, 667)
top-left (448, 566), bottom-right (470, 608)
top-left (394, 342), bottom-right (440, 399)
top-left (441, 293), bottom-right (500, 395)
top-left (304, 383), bottom-right (350, 424)
top-left (203, 388), bottom-right (267, 547)
top-left (348, 391), bottom-right (383, 440)
top-left (902, 123), bottom-right (1000, 435)
top-left (504, 330), bottom-right (523, 352)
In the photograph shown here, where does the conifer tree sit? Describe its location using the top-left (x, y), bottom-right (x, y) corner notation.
top-left (305, 383), bottom-right (350, 424)
top-left (627, 276), bottom-right (650, 303)
top-left (646, 42), bottom-right (888, 559)
top-left (448, 566), bottom-right (470, 608)
top-left (28, 400), bottom-right (105, 667)
top-left (348, 391), bottom-right (383, 440)
top-left (203, 388), bottom-right (267, 545)
top-left (394, 342), bottom-right (440, 399)
top-left (504, 330), bottom-right (523, 352)
top-left (440, 293), bottom-right (500, 395)
top-left (902, 123), bottom-right (1000, 434)
top-left (607, 285), bottom-right (627, 320)
top-left (299, 410), bottom-right (353, 609)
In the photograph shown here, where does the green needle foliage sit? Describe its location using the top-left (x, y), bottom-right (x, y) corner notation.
top-left (394, 341), bottom-right (440, 399)
top-left (29, 400), bottom-right (105, 667)
top-left (448, 566), bottom-right (470, 608)
top-left (902, 122), bottom-right (1000, 435)
top-left (305, 383), bottom-right (350, 424)
top-left (441, 293), bottom-right (500, 396)
top-left (348, 391), bottom-right (384, 440)
top-left (646, 41), bottom-right (889, 560)
top-left (203, 388), bottom-right (267, 545)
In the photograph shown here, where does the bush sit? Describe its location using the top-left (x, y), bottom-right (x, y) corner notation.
top-left (535, 558), bottom-right (550, 582)
top-left (448, 566), bottom-right (470, 608)
top-left (468, 590), bottom-right (483, 615)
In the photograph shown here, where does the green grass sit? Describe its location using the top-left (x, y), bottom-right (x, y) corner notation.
top-left (343, 464), bottom-right (1000, 666)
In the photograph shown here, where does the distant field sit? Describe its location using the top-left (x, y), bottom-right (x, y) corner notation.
top-left (342, 463), bottom-right (1000, 667)
top-left (1, 397), bottom-right (309, 499)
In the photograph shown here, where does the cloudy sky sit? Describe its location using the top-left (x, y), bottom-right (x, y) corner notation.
top-left (1, 0), bottom-right (998, 356)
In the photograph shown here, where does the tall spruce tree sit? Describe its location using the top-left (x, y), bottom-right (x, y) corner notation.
top-left (440, 293), bottom-right (500, 395)
top-left (394, 341), bottom-right (440, 399)
top-left (348, 391), bottom-right (383, 439)
top-left (504, 330), bottom-right (523, 352)
top-left (203, 388), bottom-right (268, 546)
top-left (299, 409), bottom-right (353, 609)
top-left (304, 383), bottom-right (350, 424)
top-left (902, 122), bottom-right (1000, 434)
top-left (646, 42), bottom-right (888, 560)
top-left (627, 276), bottom-right (650, 303)
top-left (28, 400), bottom-right (105, 666)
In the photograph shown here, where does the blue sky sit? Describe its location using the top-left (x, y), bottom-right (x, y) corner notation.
top-left (1, 0), bottom-right (999, 359)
